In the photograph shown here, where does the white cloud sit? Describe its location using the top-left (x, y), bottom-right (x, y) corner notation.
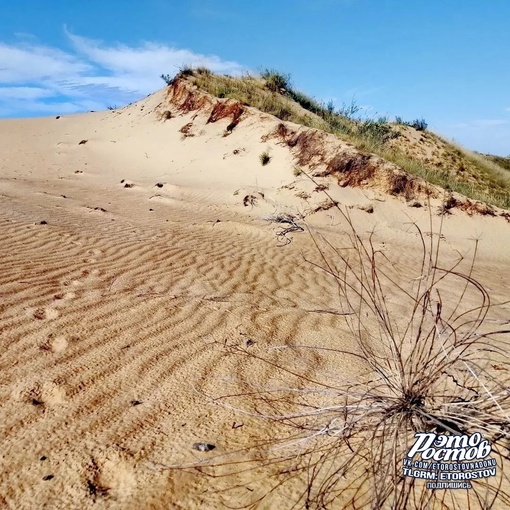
top-left (66, 30), bottom-right (242, 80)
top-left (0, 43), bottom-right (90, 83)
top-left (0, 86), bottom-right (56, 100)
top-left (0, 31), bottom-right (244, 117)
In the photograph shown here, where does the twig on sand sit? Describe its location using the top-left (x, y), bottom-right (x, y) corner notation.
top-left (265, 213), bottom-right (304, 245)
top-left (304, 308), bottom-right (355, 316)
top-left (107, 275), bottom-right (118, 292)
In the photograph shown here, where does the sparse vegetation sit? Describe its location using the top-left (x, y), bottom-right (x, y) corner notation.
top-left (484, 154), bottom-right (510, 172)
top-left (195, 66), bottom-right (212, 76)
top-left (261, 69), bottom-right (291, 92)
top-left (395, 116), bottom-right (428, 131)
top-left (178, 65), bottom-right (194, 77)
top-left (357, 118), bottom-right (399, 151)
top-left (161, 65), bottom-right (199, 86)
top-left (168, 67), bottom-right (510, 209)
top-left (160, 73), bottom-right (173, 86)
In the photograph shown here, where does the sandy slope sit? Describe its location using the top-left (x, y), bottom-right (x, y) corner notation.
top-left (0, 89), bottom-right (509, 509)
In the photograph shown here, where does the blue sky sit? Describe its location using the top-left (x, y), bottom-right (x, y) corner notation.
top-left (0, 0), bottom-right (509, 155)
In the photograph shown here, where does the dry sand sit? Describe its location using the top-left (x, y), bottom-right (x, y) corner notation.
top-left (1, 88), bottom-right (509, 509)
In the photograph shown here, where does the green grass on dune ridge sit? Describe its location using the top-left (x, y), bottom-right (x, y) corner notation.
top-left (484, 154), bottom-right (510, 172)
top-left (168, 67), bottom-right (510, 209)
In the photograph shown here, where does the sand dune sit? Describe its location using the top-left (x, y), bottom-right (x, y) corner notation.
top-left (1, 83), bottom-right (509, 509)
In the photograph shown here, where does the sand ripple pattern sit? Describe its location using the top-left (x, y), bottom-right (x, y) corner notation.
top-left (0, 186), bottom-right (350, 509)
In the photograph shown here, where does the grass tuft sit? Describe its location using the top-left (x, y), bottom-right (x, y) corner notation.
top-left (259, 150), bottom-right (271, 166)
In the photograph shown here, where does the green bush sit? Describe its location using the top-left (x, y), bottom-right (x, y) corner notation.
top-left (358, 119), bottom-right (398, 147)
top-left (160, 73), bottom-right (174, 85)
top-left (395, 116), bottom-right (428, 131)
top-left (261, 69), bottom-right (291, 92)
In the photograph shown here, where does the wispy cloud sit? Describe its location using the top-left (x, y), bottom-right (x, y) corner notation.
top-left (452, 119), bottom-right (509, 129)
top-left (0, 43), bottom-right (90, 84)
top-left (0, 30), bottom-right (244, 117)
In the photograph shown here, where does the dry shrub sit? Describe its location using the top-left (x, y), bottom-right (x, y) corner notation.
top-left (159, 110), bottom-right (173, 121)
top-left (179, 122), bottom-right (194, 138)
top-left (266, 205), bottom-right (510, 509)
top-left (290, 132), bottom-right (325, 167)
top-left (438, 194), bottom-right (459, 216)
top-left (459, 200), bottom-right (496, 217)
top-left (243, 194), bottom-right (258, 207)
top-left (313, 183), bottom-right (329, 193)
top-left (207, 101), bottom-right (245, 132)
top-left (276, 121), bottom-right (289, 140)
top-left (167, 79), bottom-right (213, 114)
top-left (266, 123), bottom-right (327, 168)
top-left (312, 198), bottom-right (338, 213)
top-left (387, 172), bottom-right (427, 200)
top-left (319, 153), bottom-right (377, 188)
top-left (295, 191), bottom-right (311, 200)
top-left (265, 213), bottom-right (304, 246)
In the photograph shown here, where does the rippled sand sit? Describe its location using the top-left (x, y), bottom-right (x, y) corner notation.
top-left (1, 90), bottom-right (509, 509)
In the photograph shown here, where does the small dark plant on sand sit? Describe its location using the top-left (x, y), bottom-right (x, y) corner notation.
top-left (160, 73), bottom-right (173, 85)
top-left (259, 150), bottom-right (271, 166)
